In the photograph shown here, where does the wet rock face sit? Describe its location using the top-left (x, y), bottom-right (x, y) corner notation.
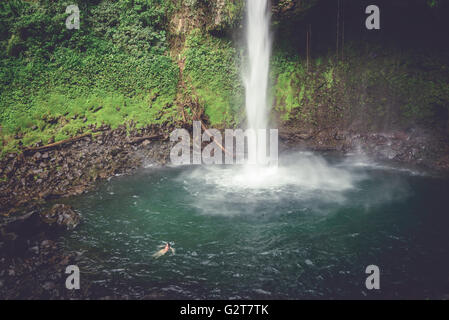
top-left (170, 0), bottom-right (244, 36)
top-left (272, 0), bottom-right (319, 21)
top-left (280, 126), bottom-right (449, 171)
top-left (41, 204), bottom-right (80, 231)
top-left (209, 0), bottom-right (244, 32)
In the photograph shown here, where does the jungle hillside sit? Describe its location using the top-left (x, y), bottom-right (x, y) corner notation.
top-left (1, 0), bottom-right (449, 160)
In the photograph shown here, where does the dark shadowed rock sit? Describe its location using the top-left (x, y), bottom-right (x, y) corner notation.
top-left (40, 204), bottom-right (81, 230)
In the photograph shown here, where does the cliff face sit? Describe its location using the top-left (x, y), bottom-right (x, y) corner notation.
top-left (168, 0), bottom-right (449, 169)
top-left (169, 0), bottom-right (244, 36)
top-left (1, 0), bottom-right (449, 170)
top-left (268, 0), bottom-right (449, 169)
top-left (168, 0), bottom-right (245, 127)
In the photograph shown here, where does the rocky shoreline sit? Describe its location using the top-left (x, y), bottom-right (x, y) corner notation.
top-left (0, 124), bottom-right (175, 214)
top-left (0, 123), bottom-right (175, 299)
top-left (1, 123), bottom-right (449, 299)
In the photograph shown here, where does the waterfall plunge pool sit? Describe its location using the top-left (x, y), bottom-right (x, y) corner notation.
top-left (60, 151), bottom-right (449, 299)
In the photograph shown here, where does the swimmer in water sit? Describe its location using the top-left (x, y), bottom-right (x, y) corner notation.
top-left (153, 242), bottom-right (175, 258)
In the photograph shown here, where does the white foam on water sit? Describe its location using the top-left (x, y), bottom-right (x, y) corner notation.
top-left (176, 152), bottom-right (366, 216)
top-left (185, 153), bottom-right (357, 192)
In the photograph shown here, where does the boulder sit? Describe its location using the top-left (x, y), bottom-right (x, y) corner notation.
top-left (40, 204), bottom-right (81, 230)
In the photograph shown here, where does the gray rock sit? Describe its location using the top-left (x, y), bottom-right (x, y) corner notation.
top-left (40, 204), bottom-right (81, 230)
top-left (43, 281), bottom-right (55, 290)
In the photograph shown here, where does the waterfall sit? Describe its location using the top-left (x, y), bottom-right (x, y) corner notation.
top-left (244, 0), bottom-right (272, 165)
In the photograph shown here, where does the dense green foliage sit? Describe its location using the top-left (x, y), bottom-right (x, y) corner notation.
top-left (1, 0), bottom-right (449, 156)
top-left (272, 46), bottom-right (449, 129)
top-left (183, 30), bottom-right (243, 126)
top-left (0, 0), bottom-right (179, 154)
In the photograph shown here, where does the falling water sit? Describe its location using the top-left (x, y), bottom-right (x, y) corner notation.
top-left (244, 0), bottom-right (272, 164)
top-left (187, 0), bottom-right (358, 190)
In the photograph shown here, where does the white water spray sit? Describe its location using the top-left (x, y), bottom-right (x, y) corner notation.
top-left (244, 0), bottom-right (272, 164)
top-left (182, 0), bottom-right (363, 196)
